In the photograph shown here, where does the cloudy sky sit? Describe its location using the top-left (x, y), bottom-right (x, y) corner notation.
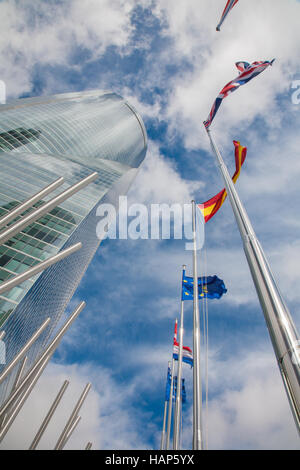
top-left (1, 0), bottom-right (300, 450)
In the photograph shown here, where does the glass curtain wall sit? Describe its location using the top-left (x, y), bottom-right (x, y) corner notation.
top-left (0, 91), bottom-right (147, 404)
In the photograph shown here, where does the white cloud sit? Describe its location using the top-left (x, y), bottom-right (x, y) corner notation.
top-left (128, 140), bottom-right (203, 205)
top-left (0, 0), bottom-right (135, 98)
top-left (205, 347), bottom-right (299, 449)
top-left (0, 361), bottom-right (149, 450)
top-left (1, 0), bottom-right (300, 451)
top-left (153, 0), bottom-right (300, 150)
top-left (1, 330), bottom-right (298, 451)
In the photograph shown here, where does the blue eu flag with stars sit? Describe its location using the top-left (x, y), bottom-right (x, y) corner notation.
top-left (182, 271), bottom-right (227, 301)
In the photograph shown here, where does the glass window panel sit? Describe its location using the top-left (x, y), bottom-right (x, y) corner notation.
top-left (3, 286), bottom-right (24, 302)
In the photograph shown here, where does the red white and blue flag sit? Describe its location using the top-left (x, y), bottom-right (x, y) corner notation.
top-left (216, 0), bottom-right (239, 31)
top-left (203, 59), bottom-right (275, 129)
top-left (172, 320), bottom-right (193, 367)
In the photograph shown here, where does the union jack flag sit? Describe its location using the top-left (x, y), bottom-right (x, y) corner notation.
top-left (216, 0), bottom-right (239, 31)
top-left (203, 59), bottom-right (275, 129)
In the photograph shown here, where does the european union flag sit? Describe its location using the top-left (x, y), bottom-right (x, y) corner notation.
top-left (173, 376), bottom-right (187, 404)
top-left (182, 272), bottom-right (227, 300)
top-left (181, 378), bottom-right (187, 404)
top-left (165, 366), bottom-right (171, 402)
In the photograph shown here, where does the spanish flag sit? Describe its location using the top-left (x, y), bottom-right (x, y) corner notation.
top-left (198, 141), bottom-right (247, 223)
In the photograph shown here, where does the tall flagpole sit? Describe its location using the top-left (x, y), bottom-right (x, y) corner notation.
top-left (166, 335), bottom-right (176, 450)
top-left (192, 200), bottom-right (203, 450)
top-left (206, 127), bottom-right (300, 433)
top-left (160, 400), bottom-right (168, 450)
top-left (160, 361), bottom-right (171, 450)
top-left (173, 266), bottom-right (186, 450)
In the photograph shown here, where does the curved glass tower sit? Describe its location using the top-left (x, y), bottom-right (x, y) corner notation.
top-left (0, 90), bottom-right (147, 403)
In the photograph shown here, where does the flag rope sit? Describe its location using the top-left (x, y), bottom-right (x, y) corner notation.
top-left (203, 243), bottom-right (209, 450)
top-left (198, 237), bottom-right (209, 450)
top-left (180, 396), bottom-right (183, 449)
top-left (196, 225), bottom-right (209, 451)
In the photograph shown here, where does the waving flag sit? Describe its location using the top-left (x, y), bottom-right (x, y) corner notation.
top-left (198, 141), bottom-right (247, 222)
top-left (182, 271), bottom-right (227, 300)
top-left (203, 59), bottom-right (275, 129)
top-left (173, 320), bottom-right (193, 367)
top-left (216, 0), bottom-right (239, 31)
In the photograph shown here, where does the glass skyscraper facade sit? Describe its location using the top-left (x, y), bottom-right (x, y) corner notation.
top-left (0, 90), bottom-right (147, 404)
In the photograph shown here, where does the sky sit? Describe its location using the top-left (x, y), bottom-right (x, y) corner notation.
top-left (0, 0), bottom-right (300, 450)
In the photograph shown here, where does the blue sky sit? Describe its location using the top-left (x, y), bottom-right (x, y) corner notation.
top-left (0, 0), bottom-right (300, 450)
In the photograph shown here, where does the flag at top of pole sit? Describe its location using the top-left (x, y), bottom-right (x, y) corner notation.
top-left (198, 140), bottom-right (247, 222)
top-left (182, 272), bottom-right (227, 300)
top-left (216, 0), bottom-right (239, 31)
top-left (204, 127), bottom-right (300, 434)
top-left (203, 59), bottom-right (275, 129)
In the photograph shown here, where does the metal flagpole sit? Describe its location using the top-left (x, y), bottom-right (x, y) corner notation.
top-left (166, 353), bottom-right (176, 450)
top-left (192, 200), bottom-right (203, 450)
top-left (173, 266), bottom-right (186, 450)
top-left (160, 401), bottom-right (168, 450)
top-left (206, 127), bottom-right (300, 433)
top-left (29, 380), bottom-right (70, 450)
top-left (160, 361), bottom-right (170, 450)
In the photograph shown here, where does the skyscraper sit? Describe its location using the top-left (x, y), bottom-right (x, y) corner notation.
top-left (0, 90), bottom-right (147, 404)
